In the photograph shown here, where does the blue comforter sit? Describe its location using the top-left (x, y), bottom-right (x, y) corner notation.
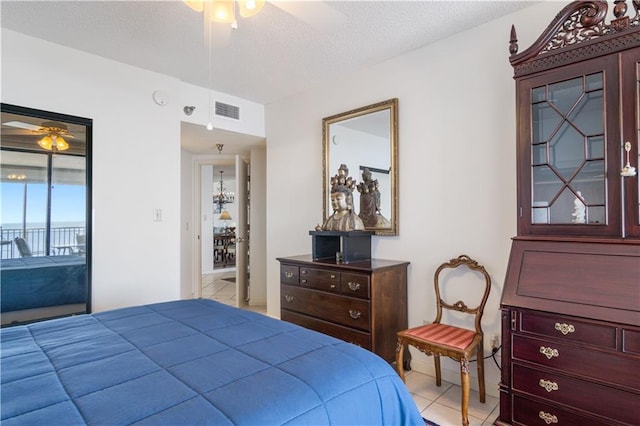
top-left (1, 299), bottom-right (422, 425)
top-left (1, 255), bottom-right (86, 312)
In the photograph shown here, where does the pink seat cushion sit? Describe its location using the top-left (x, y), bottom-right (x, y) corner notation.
top-left (405, 323), bottom-right (475, 350)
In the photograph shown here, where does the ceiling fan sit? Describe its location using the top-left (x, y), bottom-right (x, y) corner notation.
top-left (2, 120), bottom-right (75, 151)
top-left (184, 0), bottom-right (347, 46)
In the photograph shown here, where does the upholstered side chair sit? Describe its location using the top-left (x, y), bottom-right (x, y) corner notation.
top-left (396, 254), bottom-right (492, 426)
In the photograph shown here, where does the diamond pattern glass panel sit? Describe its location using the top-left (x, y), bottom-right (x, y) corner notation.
top-left (549, 77), bottom-right (583, 114)
top-left (529, 72), bottom-right (606, 226)
top-left (585, 73), bottom-right (603, 91)
top-left (587, 136), bottom-right (604, 160)
top-left (550, 187), bottom-right (581, 224)
top-left (532, 102), bottom-right (562, 144)
top-left (587, 206), bottom-right (605, 225)
top-left (532, 143), bottom-right (547, 166)
top-left (532, 86), bottom-right (546, 103)
top-left (549, 122), bottom-right (584, 179)
top-left (573, 160), bottom-right (605, 205)
top-left (568, 91), bottom-right (603, 136)
top-left (532, 165), bottom-right (563, 212)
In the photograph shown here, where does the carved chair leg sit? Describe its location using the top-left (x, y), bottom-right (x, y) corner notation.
top-left (434, 354), bottom-right (442, 387)
top-left (395, 339), bottom-right (406, 382)
top-left (403, 344), bottom-right (412, 371)
top-left (460, 358), bottom-right (470, 426)
top-left (477, 343), bottom-right (486, 403)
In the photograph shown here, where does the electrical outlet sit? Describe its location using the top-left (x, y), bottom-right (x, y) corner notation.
top-left (490, 334), bottom-right (500, 350)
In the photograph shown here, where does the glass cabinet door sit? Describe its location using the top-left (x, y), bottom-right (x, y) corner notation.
top-left (622, 49), bottom-right (640, 238)
top-left (518, 57), bottom-right (622, 237)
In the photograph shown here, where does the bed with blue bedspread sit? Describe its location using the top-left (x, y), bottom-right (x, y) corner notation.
top-left (0, 255), bottom-right (86, 312)
top-left (1, 299), bottom-right (422, 425)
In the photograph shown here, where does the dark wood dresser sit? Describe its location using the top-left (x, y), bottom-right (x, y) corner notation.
top-left (277, 255), bottom-right (409, 364)
top-left (498, 2), bottom-right (640, 425)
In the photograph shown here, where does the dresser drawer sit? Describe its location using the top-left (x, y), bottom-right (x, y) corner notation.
top-left (280, 265), bottom-right (299, 285)
top-left (512, 335), bottom-right (639, 391)
top-left (300, 267), bottom-right (340, 293)
top-left (340, 273), bottom-right (370, 299)
top-left (512, 395), bottom-right (611, 426)
top-left (623, 328), bottom-right (640, 355)
top-left (281, 310), bottom-right (371, 349)
top-left (512, 364), bottom-right (640, 425)
top-left (280, 286), bottom-right (370, 331)
top-left (520, 311), bottom-right (616, 349)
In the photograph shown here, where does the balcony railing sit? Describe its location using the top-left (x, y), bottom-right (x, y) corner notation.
top-left (0, 227), bottom-right (85, 259)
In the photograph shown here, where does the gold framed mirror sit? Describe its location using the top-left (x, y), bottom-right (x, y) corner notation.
top-left (323, 98), bottom-right (398, 236)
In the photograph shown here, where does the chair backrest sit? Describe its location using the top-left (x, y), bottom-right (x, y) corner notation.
top-left (14, 237), bottom-right (33, 258)
top-left (433, 255), bottom-right (491, 335)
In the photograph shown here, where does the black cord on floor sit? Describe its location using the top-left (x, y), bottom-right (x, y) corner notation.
top-left (468, 345), bottom-right (502, 371)
top-left (490, 346), bottom-right (501, 370)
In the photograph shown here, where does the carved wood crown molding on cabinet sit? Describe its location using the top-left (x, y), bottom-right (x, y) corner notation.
top-left (509, 0), bottom-right (640, 77)
top-left (497, 1), bottom-right (640, 425)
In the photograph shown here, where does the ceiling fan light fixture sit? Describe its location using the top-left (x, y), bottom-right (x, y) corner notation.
top-left (208, 0), bottom-right (236, 24)
top-left (52, 135), bottom-right (69, 151)
top-left (184, 0), bottom-right (262, 23)
top-left (38, 135), bottom-right (53, 150)
top-left (238, 0), bottom-right (264, 17)
top-left (183, 0), bottom-right (204, 12)
top-left (38, 134), bottom-right (69, 151)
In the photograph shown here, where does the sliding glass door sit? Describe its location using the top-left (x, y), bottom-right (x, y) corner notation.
top-left (0, 104), bottom-right (91, 325)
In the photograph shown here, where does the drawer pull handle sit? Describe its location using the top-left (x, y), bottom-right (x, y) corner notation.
top-left (539, 346), bottom-right (559, 359)
top-left (330, 284), bottom-right (336, 289)
top-left (284, 295), bottom-right (294, 303)
top-left (330, 274), bottom-right (337, 279)
top-left (538, 411), bottom-right (558, 424)
top-left (347, 282), bottom-right (361, 291)
top-left (538, 379), bottom-right (559, 393)
top-left (301, 270), bottom-right (307, 275)
top-left (301, 279), bottom-right (307, 284)
top-left (284, 271), bottom-right (293, 279)
top-left (349, 309), bottom-right (362, 320)
top-left (554, 322), bottom-right (575, 335)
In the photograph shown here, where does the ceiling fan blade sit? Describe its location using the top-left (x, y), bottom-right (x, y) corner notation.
top-left (2, 121), bottom-right (43, 131)
top-left (0, 127), bottom-right (37, 136)
top-left (269, 1), bottom-right (347, 33)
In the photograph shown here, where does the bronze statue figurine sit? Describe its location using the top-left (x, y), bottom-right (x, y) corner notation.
top-left (357, 168), bottom-right (391, 228)
top-left (322, 164), bottom-right (365, 231)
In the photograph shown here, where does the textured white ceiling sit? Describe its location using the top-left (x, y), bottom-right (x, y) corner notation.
top-left (1, 1), bottom-right (536, 106)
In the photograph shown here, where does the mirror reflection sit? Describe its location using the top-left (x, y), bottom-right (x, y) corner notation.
top-left (323, 98), bottom-right (398, 235)
top-left (0, 104), bottom-right (91, 325)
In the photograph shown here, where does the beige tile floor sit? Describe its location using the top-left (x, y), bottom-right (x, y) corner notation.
top-left (201, 272), bottom-right (498, 425)
top-left (404, 369), bottom-right (499, 425)
top-left (201, 271), bottom-right (266, 314)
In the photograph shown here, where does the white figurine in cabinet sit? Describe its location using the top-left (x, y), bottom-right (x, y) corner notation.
top-left (572, 191), bottom-right (586, 224)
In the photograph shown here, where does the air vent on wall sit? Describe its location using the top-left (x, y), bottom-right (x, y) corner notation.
top-left (215, 101), bottom-right (240, 120)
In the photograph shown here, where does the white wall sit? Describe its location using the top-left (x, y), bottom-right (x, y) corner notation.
top-left (2, 30), bottom-right (182, 311)
top-left (265, 2), bottom-right (560, 397)
top-left (2, 29), bottom-right (265, 311)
